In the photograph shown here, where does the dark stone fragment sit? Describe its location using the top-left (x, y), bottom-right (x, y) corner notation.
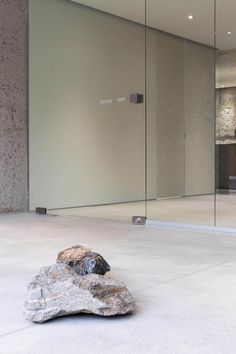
top-left (74, 252), bottom-right (111, 276)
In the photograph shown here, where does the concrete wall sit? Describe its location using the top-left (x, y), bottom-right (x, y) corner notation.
top-left (216, 87), bottom-right (236, 143)
top-left (0, 0), bottom-right (28, 212)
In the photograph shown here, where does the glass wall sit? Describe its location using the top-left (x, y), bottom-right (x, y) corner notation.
top-left (30, 0), bottom-right (236, 229)
top-left (146, 0), bottom-right (216, 226)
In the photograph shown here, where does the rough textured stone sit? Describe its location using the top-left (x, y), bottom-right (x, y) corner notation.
top-left (23, 264), bottom-right (135, 323)
top-left (0, 0), bottom-right (28, 212)
top-left (57, 245), bottom-right (91, 264)
top-left (57, 245), bottom-right (111, 276)
top-left (73, 252), bottom-right (110, 276)
top-left (216, 87), bottom-right (236, 144)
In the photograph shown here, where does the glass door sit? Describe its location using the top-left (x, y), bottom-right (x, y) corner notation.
top-left (29, 0), bottom-right (146, 222)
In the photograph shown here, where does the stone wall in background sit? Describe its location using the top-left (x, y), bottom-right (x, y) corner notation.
top-left (216, 87), bottom-right (236, 144)
top-left (0, 0), bottom-right (28, 212)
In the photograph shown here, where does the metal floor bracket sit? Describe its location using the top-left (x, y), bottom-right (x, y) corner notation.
top-left (132, 216), bottom-right (146, 225)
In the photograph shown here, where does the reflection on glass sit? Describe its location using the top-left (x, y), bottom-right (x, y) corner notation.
top-left (215, 0), bottom-right (236, 228)
top-left (216, 50), bottom-right (236, 227)
top-left (146, 0), bottom-right (215, 225)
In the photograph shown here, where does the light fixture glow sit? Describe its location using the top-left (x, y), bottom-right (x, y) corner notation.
top-left (227, 31), bottom-right (232, 35)
top-left (221, 85), bottom-right (225, 88)
top-left (188, 15), bottom-right (193, 20)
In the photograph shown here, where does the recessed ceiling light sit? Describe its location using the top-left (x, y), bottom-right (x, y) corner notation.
top-left (227, 31), bottom-right (232, 35)
top-left (188, 15), bottom-right (193, 20)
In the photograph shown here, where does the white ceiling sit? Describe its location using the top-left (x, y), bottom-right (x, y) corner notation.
top-left (71, 0), bottom-right (236, 50)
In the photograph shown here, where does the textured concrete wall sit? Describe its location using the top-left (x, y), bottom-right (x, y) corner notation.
top-left (0, 0), bottom-right (28, 212)
top-left (216, 87), bottom-right (236, 143)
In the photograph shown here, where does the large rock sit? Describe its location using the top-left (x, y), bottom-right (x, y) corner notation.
top-left (23, 264), bottom-right (135, 323)
top-left (57, 245), bottom-right (110, 276)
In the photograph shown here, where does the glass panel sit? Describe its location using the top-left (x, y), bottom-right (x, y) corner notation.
top-left (29, 0), bottom-right (146, 222)
top-left (215, 0), bottom-right (236, 227)
top-left (146, 0), bottom-right (216, 225)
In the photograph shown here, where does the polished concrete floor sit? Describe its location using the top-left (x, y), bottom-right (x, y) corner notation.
top-left (50, 193), bottom-right (236, 228)
top-left (1, 213), bottom-right (236, 354)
